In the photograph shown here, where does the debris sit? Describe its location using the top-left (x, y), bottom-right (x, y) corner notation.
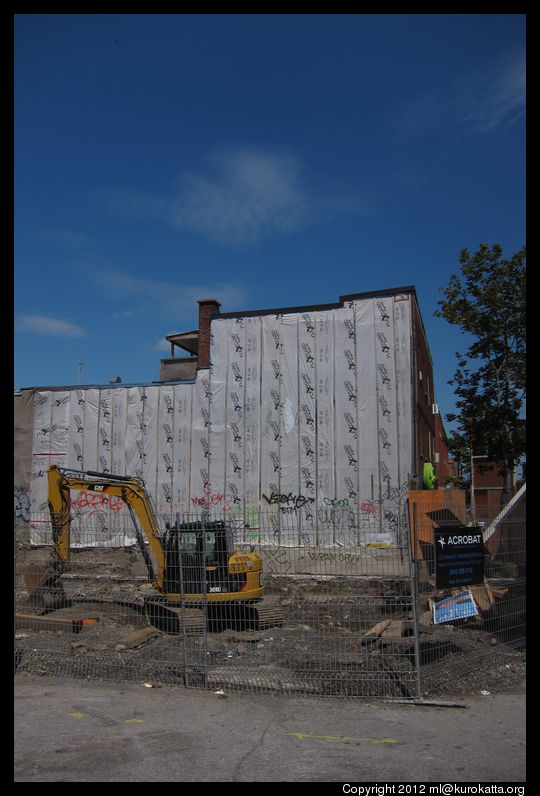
top-left (226, 632), bottom-right (264, 643)
top-left (116, 627), bottom-right (160, 648)
top-left (418, 610), bottom-right (434, 632)
top-left (403, 640), bottom-right (462, 665)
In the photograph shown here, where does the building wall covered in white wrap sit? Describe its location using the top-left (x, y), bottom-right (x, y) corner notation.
top-left (28, 291), bottom-right (420, 548)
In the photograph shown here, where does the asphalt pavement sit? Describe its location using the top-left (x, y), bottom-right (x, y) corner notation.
top-left (14, 674), bottom-right (526, 783)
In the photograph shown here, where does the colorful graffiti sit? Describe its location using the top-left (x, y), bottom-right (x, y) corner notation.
top-left (71, 490), bottom-right (124, 515)
top-left (190, 491), bottom-right (235, 511)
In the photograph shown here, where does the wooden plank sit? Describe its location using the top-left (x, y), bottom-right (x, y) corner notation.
top-left (362, 619), bottom-right (392, 638)
top-left (469, 585), bottom-right (492, 612)
top-left (16, 612), bottom-right (83, 634)
top-left (483, 580), bottom-right (495, 605)
top-left (380, 620), bottom-right (407, 638)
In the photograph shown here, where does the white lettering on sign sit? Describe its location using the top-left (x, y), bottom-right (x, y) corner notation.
top-left (438, 533), bottom-right (482, 549)
top-left (447, 535), bottom-right (481, 545)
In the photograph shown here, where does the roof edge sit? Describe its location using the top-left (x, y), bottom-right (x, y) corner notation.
top-left (217, 286), bottom-right (418, 320)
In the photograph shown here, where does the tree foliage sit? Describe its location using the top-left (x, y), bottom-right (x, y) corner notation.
top-left (435, 243), bottom-right (526, 504)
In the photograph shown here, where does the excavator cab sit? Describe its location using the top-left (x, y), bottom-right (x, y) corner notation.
top-left (143, 516), bottom-right (282, 633)
top-left (164, 520), bottom-right (242, 596)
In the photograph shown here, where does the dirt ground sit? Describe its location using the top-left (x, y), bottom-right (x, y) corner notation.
top-left (15, 568), bottom-right (526, 699)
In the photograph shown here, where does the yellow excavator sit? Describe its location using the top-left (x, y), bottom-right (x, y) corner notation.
top-left (25, 465), bottom-right (281, 633)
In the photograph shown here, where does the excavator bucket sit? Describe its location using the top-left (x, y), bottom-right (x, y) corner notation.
top-left (22, 562), bottom-right (69, 614)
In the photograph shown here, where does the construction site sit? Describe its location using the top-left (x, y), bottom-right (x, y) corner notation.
top-left (14, 289), bottom-right (526, 700)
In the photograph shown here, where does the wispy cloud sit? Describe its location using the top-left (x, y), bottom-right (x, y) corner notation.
top-left (86, 268), bottom-right (248, 320)
top-left (110, 146), bottom-right (370, 246)
top-left (150, 338), bottom-right (171, 352)
top-left (16, 315), bottom-right (86, 337)
top-left (458, 49), bottom-right (525, 135)
top-left (395, 48), bottom-right (525, 139)
top-left (170, 148), bottom-right (309, 245)
top-left (112, 310), bottom-right (135, 319)
top-left (38, 228), bottom-right (94, 251)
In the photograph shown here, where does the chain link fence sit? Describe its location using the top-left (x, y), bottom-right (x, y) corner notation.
top-left (15, 493), bottom-right (525, 699)
top-left (409, 491), bottom-right (526, 697)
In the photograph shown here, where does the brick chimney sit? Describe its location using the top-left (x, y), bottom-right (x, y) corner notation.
top-left (197, 299), bottom-right (221, 370)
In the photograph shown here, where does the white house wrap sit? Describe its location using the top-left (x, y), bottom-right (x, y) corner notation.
top-left (29, 293), bottom-right (415, 548)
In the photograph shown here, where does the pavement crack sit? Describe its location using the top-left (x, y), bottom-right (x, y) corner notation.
top-left (232, 719), bottom-right (273, 781)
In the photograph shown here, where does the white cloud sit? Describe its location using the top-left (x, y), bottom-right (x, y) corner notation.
top-left (109, 146), bottom-right (370, 246)
top-left (170, 148), bottom-right (310, 245)
top-left (16, 315), bottom-right (86, 337)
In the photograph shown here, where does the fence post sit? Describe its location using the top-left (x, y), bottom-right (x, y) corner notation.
top-left (407, 500), bottom-right (423, 700)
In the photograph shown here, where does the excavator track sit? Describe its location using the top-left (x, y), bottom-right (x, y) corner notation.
top-left (145, 596), bottom-right (283, 634)
top-left (143, 597), bottom-right (206, 635)
top-left (251, 597), bottom-right (283, 630)
top-left (17, 593), bottom-right (283, 636)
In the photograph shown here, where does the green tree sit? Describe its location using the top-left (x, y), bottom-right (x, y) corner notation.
top-left (435, 243), bottom-right (526, 507)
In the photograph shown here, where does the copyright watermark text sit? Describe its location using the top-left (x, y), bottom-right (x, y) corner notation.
top-left (343, 786), bottom-right (525, 796)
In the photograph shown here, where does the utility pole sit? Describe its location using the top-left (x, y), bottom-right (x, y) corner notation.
top-left (78, 359), bottom-right (84, 385)
top-left (470, 443), bottom-right (475, 521)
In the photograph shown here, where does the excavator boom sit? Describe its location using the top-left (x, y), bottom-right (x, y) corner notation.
top-left (46, 465), bottom-right (167, 588)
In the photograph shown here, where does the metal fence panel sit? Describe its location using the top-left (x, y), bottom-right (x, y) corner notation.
top-left (15, 496), bottom-right (525, 699)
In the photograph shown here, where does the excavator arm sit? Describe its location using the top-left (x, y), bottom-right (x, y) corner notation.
top-left (46, 465), bottom-right (168, 590)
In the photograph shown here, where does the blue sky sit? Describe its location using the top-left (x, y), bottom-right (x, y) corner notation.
top-left (14, 13), bottom-right (526, 429)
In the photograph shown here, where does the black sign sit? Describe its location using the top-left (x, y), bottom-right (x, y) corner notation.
top-left (434, 526), bottom-right (484, 589)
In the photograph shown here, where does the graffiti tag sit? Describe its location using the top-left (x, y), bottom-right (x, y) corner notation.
top-left (71, 491), bottom-right (124, 514)
top-left (262, 491), bottom-right (316, 511)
